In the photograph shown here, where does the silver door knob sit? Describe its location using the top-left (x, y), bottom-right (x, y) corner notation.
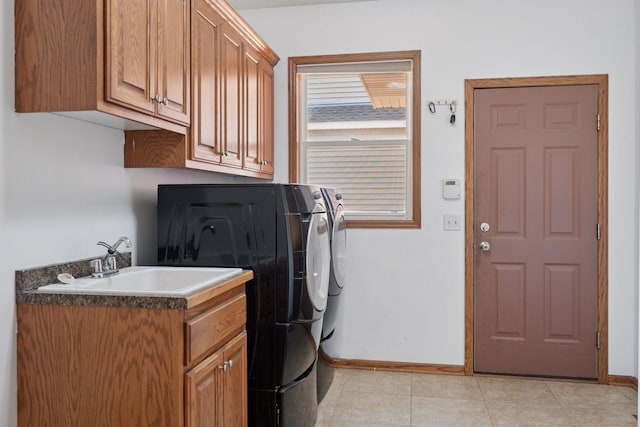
top-left (480, 222), bottom-right (490, 232)
top-left (479, 241), bottom-right (491, 252)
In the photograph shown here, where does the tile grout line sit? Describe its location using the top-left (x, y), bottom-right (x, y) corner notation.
top-left (327, 380), bottom-right (344, 423)
top-left (542, 381), bottom-right (575, 425)
top-left (409, 373), bottom-right (414, 427)
top-left (478, 379), bottom-right (498, 427)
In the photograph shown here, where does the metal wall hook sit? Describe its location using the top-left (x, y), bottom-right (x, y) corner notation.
top-left (450, 101), bottom-right (456, 125)
top-left (426, 99), bottom-right (458, 125)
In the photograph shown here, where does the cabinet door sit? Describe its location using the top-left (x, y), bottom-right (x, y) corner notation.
top-left (243, 50), bottom-right (274, 176)
top-left (156, 0), bottom-right (190, 124)
top-left (243, 47), bottom-right (261, 171)
top-left (222, 332), bottom-right (248, 427)
top-left (185, 350), bottom-right (224, 427)
top-left (106, 0), bottom-right (155, 114)
top-left (259, 62), bottom-right (275, 175)
top-left (219, 25), bottom-right (244, 169)
top-left (191, 0), bottom-right (223, 163)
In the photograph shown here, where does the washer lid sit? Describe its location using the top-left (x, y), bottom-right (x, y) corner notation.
top-left (306, 210), bottom-right (331, 312)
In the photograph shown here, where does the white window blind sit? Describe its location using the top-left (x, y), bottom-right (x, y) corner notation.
top-left (306, 144), bottom-right (408, 215)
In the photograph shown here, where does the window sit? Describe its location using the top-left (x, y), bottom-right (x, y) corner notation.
top-left (289, 51), bottom-right (421, 228)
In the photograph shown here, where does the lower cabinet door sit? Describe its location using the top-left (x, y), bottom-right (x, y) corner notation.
top-left (185, 350), bottom-right (224, 427)
top-left (185, 332), bottom-right (248, 427)
top-left (222, 332), bottom-right (248, 427)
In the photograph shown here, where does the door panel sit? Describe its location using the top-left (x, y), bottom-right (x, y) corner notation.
top-left (474, 85), bottom-right (598, 379)
top-left (220, 26), bottom-right (243, 169)
top-left (244, 48), bottom-right (260, 170)
top-left (259, 62), bottom-right (275, 174)
top-left (191, 0), bottom-right (222, 163)
top-left (156, 0), bottom-right (190, 123)
top-left (222, 333), bottom-right (248, 427)
top-left (493, 148), bottom-right (525, 235)
top-left (107, 0), bottom-right (155, 113)
top-left (185, 350), bottom-right (223, 427)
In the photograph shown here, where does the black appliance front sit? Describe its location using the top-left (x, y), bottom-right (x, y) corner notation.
top-left (157, 184), bottom-right (329, 426)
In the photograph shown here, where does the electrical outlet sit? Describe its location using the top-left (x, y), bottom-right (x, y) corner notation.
top-left (443, 214), bottom-right (461, 231)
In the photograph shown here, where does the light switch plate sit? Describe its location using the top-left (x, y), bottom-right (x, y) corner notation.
top-left (443, 214), bottom-right (461, 231)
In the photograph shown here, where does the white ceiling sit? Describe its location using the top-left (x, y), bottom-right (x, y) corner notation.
top-left (228, 0), bottom-right (374, 9)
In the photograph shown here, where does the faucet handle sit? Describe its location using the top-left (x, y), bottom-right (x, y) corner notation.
top-left (97, 237), bottom-right (132, 255)
top-left (90, 258), bottom-right (104, 278)
top-left (97, 241), bottom-right (112, 251)
top-left (104, 256), bottom-right (117, 272)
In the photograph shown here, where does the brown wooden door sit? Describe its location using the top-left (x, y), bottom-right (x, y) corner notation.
top-left (106, 0), bottom-right (156, 114)
top-left (474, 85), bottom-right (599, 379)
top-left (191, 0), bottom-right (223, 164)
top-left (156, 0), bottom-right (190, 124)
top-left (220, 25), bottom-right (244, 169)
top-left (222, 332), bottom-right (248, 427)
top-left (185, 349), bottom-right (224, 427)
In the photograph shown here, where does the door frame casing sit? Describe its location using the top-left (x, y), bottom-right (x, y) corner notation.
top-left (464, 75), bottom-right (609, 383)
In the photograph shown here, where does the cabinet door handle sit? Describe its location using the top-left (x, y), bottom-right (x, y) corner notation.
top-left (151, 94), bottom-right (161, 103)
top-left (227, 359), bottom-right (233, 368)
top-left (162, 97), bottom-right (169, 105)
top-left (218, 361), bottom-right (229, 372)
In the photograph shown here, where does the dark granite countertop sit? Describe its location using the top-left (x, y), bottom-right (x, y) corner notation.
top-left (15, 254), bottom-right (237, 310)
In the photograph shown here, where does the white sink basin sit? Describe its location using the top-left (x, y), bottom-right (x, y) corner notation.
top-left (37, 266), bottom-right (244, 297)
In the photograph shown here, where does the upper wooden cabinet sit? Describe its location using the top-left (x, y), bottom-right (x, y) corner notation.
top-left (15, 0), bottom-right (190, 133)
top-left (124, 0), bottom-right (279, 179)
top-left (107, 0), bottom-right (190, 124)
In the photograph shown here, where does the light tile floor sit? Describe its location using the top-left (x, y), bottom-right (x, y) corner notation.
top-left (315, 368), bottom-right (638, 427)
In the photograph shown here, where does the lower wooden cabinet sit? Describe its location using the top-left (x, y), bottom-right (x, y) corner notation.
top-left (186, 332), bottom-right (248, 427)
top-left (17, 278), bottom-right (249, 427)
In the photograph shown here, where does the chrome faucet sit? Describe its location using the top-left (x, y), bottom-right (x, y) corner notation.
top-left (90, 236), bottom-right (132, 278)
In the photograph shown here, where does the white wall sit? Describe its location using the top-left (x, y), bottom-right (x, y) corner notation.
top-left (240, 0), bottom-right (639, 373)
top-left (0, 1), bottom-right (266, 424)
